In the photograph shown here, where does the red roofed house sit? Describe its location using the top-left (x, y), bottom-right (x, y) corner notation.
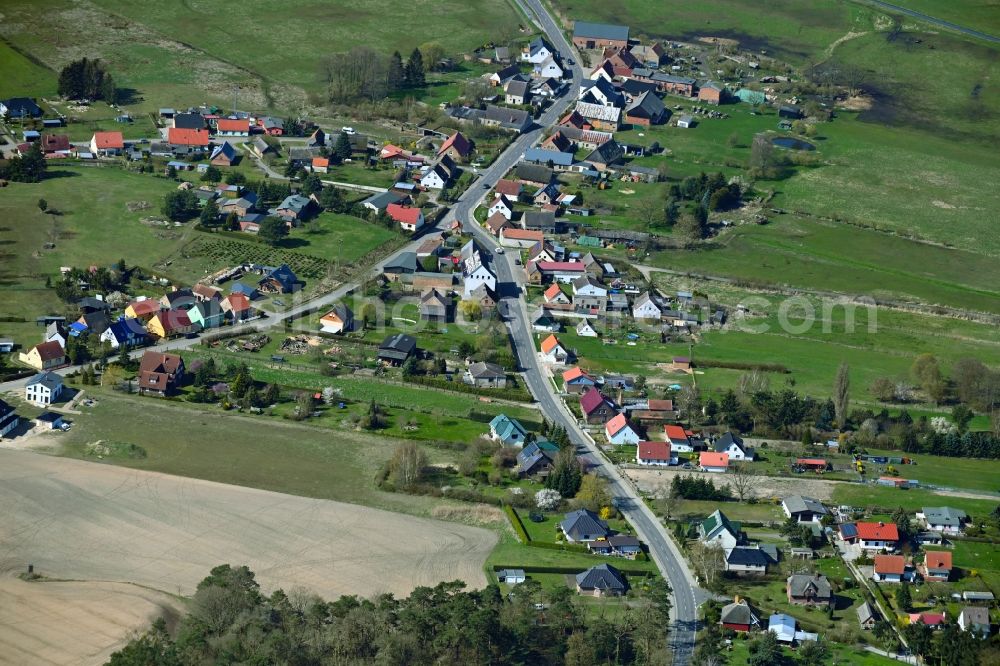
top-left (534, 261), bottom-right (587, 284)
top-left (311, 157), bottom-right (330, 174)
top-left (168, 128), bottom-right (210, 146)
top-left (125, 298), bottom-right (161, 321)
top-left (637, 440), bottom-right (675, 466)
top-left (485, 212), bottom-right (509, 236)
top-left (795, 458), bottom-right (829, 472)
top-left (856, 522), bottom-right (900, 551)
top-left (699, 451), bottom-right (729, 473)
top-left (562, 366), bottom-right (596, 393)
top-left (147, 309), bottom-right (194, 339)
top-left (922, 551), bottom-right (953, 582)
top-left (438, 131), bottom-right (472, 161)
top-left (386, 203), bottom-right (425, 232)
top-left (909, 612), bottom-right (947, 629)
top-left (664, 424), bottom-right (695, 452)
top-left (90, 131), bottom-right (124, 156)
top-left (41, 134), bottom-right (71, 155)
top-left (380, 144), bottom-right (406, 160)
top-left (138, 350), bottom-right (185, 397)
top-left (580, 387), bottom-right (616, 424)
top-left (222, 293), bottom-right (253, 321)
top-left (873, 555), bottom-right (911, 583)
top-left (495, 178), bottom-right (523, 199)
top-left (499, 227), bottom-right (544, 248)
top-left (19, 341), bottom-right (66, 371)
top-left (216, 118), bottom-right (250, 136)
top-left (605, 413), bottom-right (640, 445)
top-left (539, 334), bottom-right (568, 363)
top-left (544, 283), bottom-right (571, 304)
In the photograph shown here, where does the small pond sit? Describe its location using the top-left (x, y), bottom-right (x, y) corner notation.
top-left (771, 136), bottom-right (815, 151)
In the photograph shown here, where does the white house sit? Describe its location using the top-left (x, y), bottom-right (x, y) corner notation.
top-left (488, 195), bottom-right (514, 220)
top-left (0, 400), bottom-right (19, 438)
top-left (572, 275), bottom-right (607, 299)
top-left (856, 522), bottom-right (900, 551)
top-left (958, 607), bottom-right (991, 637)
top-left (917, 507), bottom-right (968, 535)
top-left (522, 37), bottom-right (553, 64)
top-left (576, 319), bottom-right (598, 338)
top-left (25, 371), bottom-right (63, 407)
top-left (698, 510), bottom-right (741, 551)
top-left (781, 496), bottom-right (829, 523)
top-left (464, 263), bottom-right (497, 298)
top-left (420, 163), bottom-right (450, 190)
top-left (605, 413), bottom-right (640, 445)
top-left (872, 555), bottom-right (912, 583)
top-left (714, 432), bottom-right (753, 461)
top-left (636, 440), bottom-right (676, 466)
top-left (534, 57), bottom-right (564, 79)
top-left (632, 292), bottom-right (661, 320)
top-left (540, 334), bottom-right (569, 363)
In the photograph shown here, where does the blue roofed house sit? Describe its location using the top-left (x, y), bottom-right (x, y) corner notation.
top-left (490, 414), bottom-right (528, 447)
top-left (1, 97), bottom-right (43, 119)
top-left (100, 318), bottom-right (146, 350)
top-left (572, 22), bottom-right (629, 50)
top-left (769, 614), bottom-right (797, 643)
top-left (560, 508), bottom-right (610, 542)
top-left (258, 264), bottom-right (301, 294)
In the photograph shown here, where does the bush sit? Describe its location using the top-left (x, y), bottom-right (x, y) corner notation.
top-left (504, 505), bottom-right (530, 543)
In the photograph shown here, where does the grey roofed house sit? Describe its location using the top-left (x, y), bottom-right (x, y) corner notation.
top-left (621, 79), bottom-right (658, 98)
top-left (378, 333), bottom-right (417, 363)
top-left (467, 361), bottom-right (505, 380)
top-left (506, 78), bottom-right (530, 99)
top-left (78, 296), bottom-right (109, 312)
top-left (173, 112), bottom-right (206, 130)
top-left (721, 599), bottom-right (760, 628)
top-left (575, 101), bottom-right (622, 124)
top-left (419, 288), bottom-right (450, 321)
top-left (522, 210), bottom-right (556, 231)
top-left (384, 251), bottom-right (419, 275)
top-left (515, 163), bottom-right (553, 184)
top-left (625, 90), bottom-right (667, 122)
top-left (575, 564), bottom-right (627, 594)
top-left (525, 147), bottom-right (574, 167)
top-left (787, 574), bottom-right (832, 600)
top-left (495, 46), bottom-right (511, 61)
top-left (857, 601), bottom-right (877, 627)
top-left (560, 508), bottom-right (610, 542)
top-left (363, 190), bottom-right (406, 211)
top-left (585, 139), bottom-right (624, 166)
top-left (481, 104), bottom-right (532, 133)
top-left (921, 506), bottom-right (968, 528)
top-left (27, 371), bottom-right (63, 392)
top-left (783, 495), bottom-right (829, 518)
top-left (573, 21), bottom-right (629, 43)
top-left (959, 606), bottom-right (990, 633)
top-left (287, 146), bottom-right (319, 163)
top-left (251, 136), bottom-right (273, 155)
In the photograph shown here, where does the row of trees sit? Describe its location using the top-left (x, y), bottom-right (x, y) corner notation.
top-left (321, 45), bottom-right (434, 103)
top-left (110, 564), bottom-right (672, 665)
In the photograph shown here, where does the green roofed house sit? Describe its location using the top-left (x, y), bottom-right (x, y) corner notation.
top-left (698, 509), bottom-right (744, 551)
top-left (489, 414), bottom-right (528, 447)
top-left (735, 88), bottom-right (766, 105)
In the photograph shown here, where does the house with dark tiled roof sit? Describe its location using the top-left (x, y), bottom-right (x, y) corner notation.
top-left (561, 509), bottom-right (610, 542)
top-left (572, 21), bottom-right (629, 50)
top-left (138, 350), bottom-right (185, 397)
top-left (576, 564), bottom-right (627, 597)
top-left (580, 387), bottom-right (615, 424)
top-left (721, 599), bottom-right (761, 632)
top-left (378, 333), bottom-right (416, 365)
top-left (786, 574), bottom-right (832, 607)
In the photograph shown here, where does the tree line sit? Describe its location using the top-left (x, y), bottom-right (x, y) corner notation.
top-left (108, 563), bottom-right (673, 665)
top-left (321, 45), bottom-right (435, 104)
top-left (58, 57), bottom-right (117, 103)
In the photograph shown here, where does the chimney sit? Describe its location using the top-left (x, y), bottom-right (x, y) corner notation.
top-left (878, 521), bottom-right (885, 527)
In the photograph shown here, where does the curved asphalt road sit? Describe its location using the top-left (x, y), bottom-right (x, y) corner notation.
top-left (853, 0), bottom-right (1000, 43)
top-left (446, 0), bottom-right (702, 662)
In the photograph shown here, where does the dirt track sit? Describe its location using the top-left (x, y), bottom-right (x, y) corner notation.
top-left (625, 467), bottom-right (837, 501)
top-left (0, 449), bottom-right (496, 664)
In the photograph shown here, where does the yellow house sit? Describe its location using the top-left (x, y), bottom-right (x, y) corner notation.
top-left (125, 298), bottom-right (161, 321)
top-left (147, 309), bottom-right (194, 339)
top-left (19, 341), bottom-right (66, 370)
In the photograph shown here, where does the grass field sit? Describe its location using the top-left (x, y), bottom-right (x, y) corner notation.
top-left (0, 38), bottom-right (56, 99)
top-left (286, 212), bottom-right (400, 264)
top-left (0, 0), bottom-right (522, 112)
top-left (950, 540), bottom-right (1000, 592)
top-left (53, 388), bottom-right (456, 515)
top-left (879, 0), bottom-right (1000, 36)
top-left (865, 448), bottom-right (1000, 494)
top-left (831, 482), bottom-right (998, 518)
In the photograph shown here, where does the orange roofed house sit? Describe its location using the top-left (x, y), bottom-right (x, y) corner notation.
top-left (562, 366), bottom-right (596, 393)
top-left (215, 118), bottom-right (250, 136)
top-left (856, 522), bottom-right (900, 551)
top-left (921, 551), bottom-right (953, 582)
top-left (665, 424), bottom-right (695, 452)
top-left (872, 554), bottom-right (912, 583)
top-left (168, 127), bottom-right (210, 147)
top-left (438, 131), bottom-right (472, 161)
top-left (138, 350), bottom-right (185, 397)
top-left (90, 131), bottom-right (124, 156)
top-left (699, 451), bottom-right (729, 473)
top-left (539, 334), bottom-right (568, 363)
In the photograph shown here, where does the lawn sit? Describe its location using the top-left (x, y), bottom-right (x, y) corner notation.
top-left (723, 638), bottom-right (901, 665)
top-left (878, 0), bottom-right (1000, 36)
top-left (950, 540), bottom-right (1000, 593)
top-left (0, 0), bottom-right (521, 112)
top-left (52, 388), bottom-right (450, 516)
top-left (673, 499), bottom-right (784, 523)
top-left (0, 37), bottom-right (56, 99)
top-left (285, 213), bottom-right (400, 265)
top-left (831, 483), bottom-right (998, 518)
top-left (864, 449), bottom-right (1000, 494)
top-left (0, 166), bottom-right (195, 348)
